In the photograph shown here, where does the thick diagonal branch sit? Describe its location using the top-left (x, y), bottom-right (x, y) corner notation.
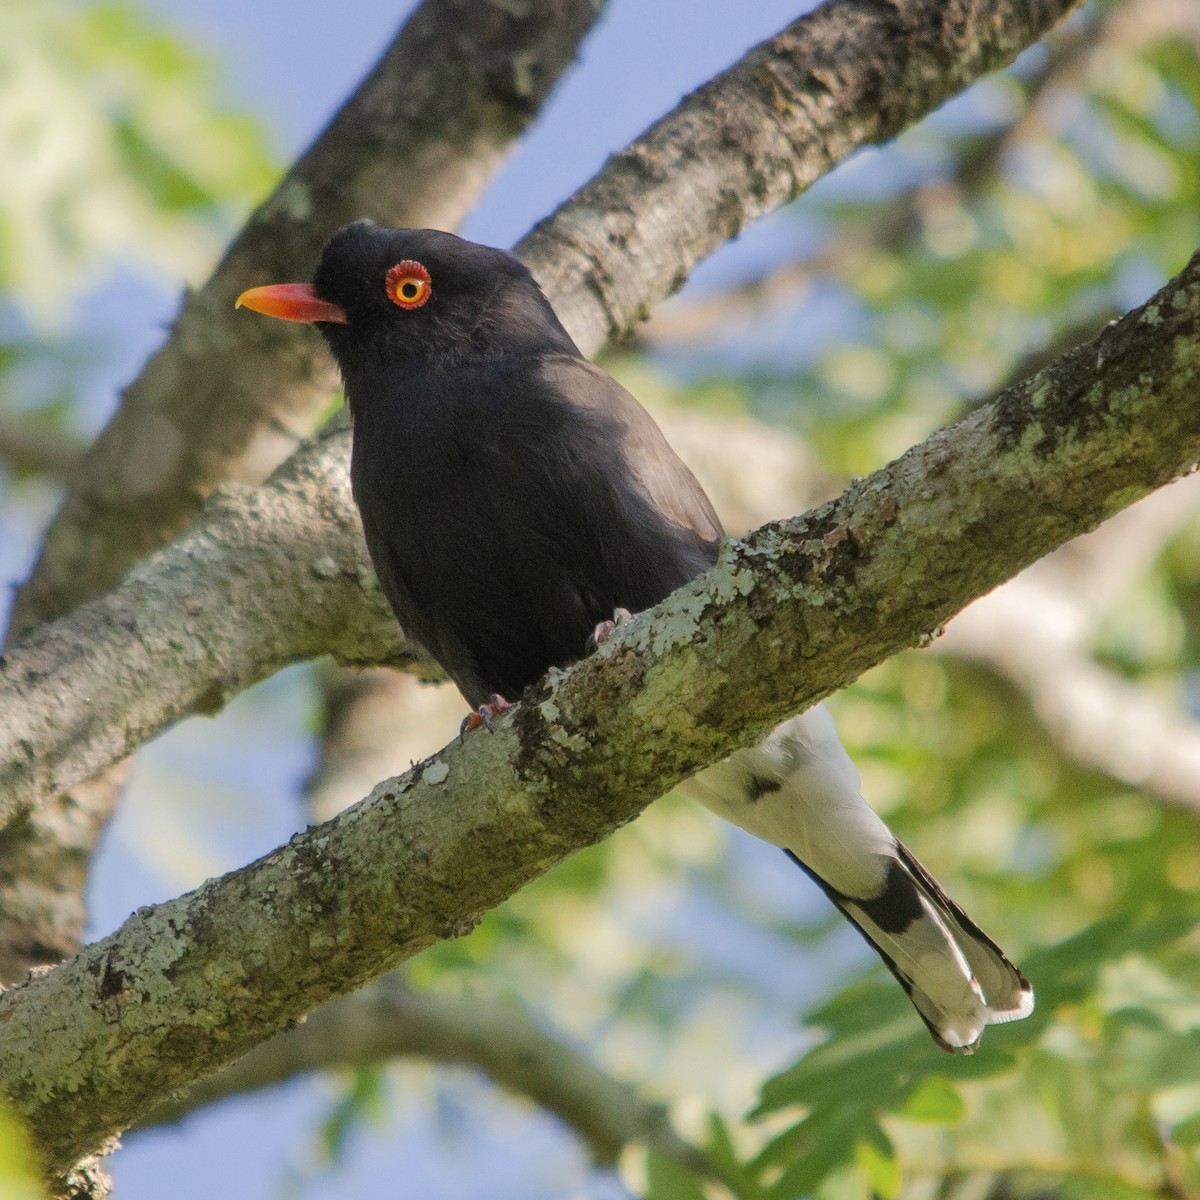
top-left (640, 0), bottom-right (1196, 348)
top-left (519, 0), bottom-right (1082, 354)
top-left (3, 248), bottom-right (1199, 1174)
top-left (3, 245), bottom-right (1200, 826)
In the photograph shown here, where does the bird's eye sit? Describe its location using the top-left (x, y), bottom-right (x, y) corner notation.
top-left (386, 260), bottom-right (432, 310)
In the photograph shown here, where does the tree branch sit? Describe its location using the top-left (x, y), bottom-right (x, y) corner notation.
top-left (3, 245), bottom-right (1200, 1174)
top-left (8, 0), bottom-right (607, 639)
top-left (0, 416), bottom-right (85, 480)
top-left (520, 0), bottom-right (1082, 355)
top-left (307, 668), bottom-right (458, 823)
top-left (138, 974), bottom-right (703, 1172)
top-left (639, 0), bottom-right (1193, 348)
top-left (0, 422), bottom-right (413, 822)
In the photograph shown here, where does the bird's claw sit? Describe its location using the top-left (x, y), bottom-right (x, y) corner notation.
top-left (460, 694), bottom-right (513, 737)
top-left (590, 607), bottom-right (633, 648)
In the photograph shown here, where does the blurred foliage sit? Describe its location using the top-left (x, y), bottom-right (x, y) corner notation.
top-left (0, 0), bottom-right (273, 328)
top-left (0, 0), bottom-right (273, 457)
top-left (0, 1102), bottom-right (45, 1200)
top-left (5, 1), bottom-right (1200, 1199)
top-left (318, 1067), bottom-right (388, 1166)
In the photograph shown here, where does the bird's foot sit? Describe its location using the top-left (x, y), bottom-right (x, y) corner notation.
top-left (460, 694), bottom-right (513, 737)
top-left (590, 607), bottom-right (633, 648)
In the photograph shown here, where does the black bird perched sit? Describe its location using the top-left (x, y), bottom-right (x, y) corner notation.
top-left (238, 221), bottom-right (1033, 1052)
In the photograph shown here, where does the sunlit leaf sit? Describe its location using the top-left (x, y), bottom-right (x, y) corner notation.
top-left (645, 1148), bottom-right (709, 1200)
top-left (899, 1077), bottom-right (966, 1124)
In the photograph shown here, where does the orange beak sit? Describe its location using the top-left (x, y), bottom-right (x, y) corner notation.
top-left (235, 283), bottom-right (348, 325)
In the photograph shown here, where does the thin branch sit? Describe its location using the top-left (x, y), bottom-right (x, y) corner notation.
top-left (0, 417), bottom-right (85, 479)
top-left (639, 0), bottom-right (1196, 348)
top-left (0, 772), bottom-right (123, 985)
top-left (307, 668), bottom-right (458, 823)
top-left (955, 612), bottom-right (1200, 809)
top-left (935, 484), bottom-right (1200, 812)
top-left (3, 246), bottom-right (1200, 1174)
top-left (7, 0), bottom-right (607, 639)
top-left (139, 974), bottom-right (704, 1173)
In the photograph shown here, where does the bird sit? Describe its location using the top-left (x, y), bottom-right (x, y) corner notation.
top-left (237, 220), bottom-right (1033, 1052)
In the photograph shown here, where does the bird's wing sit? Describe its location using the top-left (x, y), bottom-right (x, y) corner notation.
top-left (676, 705), bottom-right (1033, 1052)
top-left (537, 356), bottom-right (725, 545)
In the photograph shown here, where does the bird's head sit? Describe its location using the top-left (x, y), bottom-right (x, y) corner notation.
top-left (236, 221), bottom-right (576, 376)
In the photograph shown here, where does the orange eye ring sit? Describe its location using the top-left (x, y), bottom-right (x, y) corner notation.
top-left (386, 260), bottom-right (432, 310)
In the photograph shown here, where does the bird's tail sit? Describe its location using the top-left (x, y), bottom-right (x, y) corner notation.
top-left (676, 706), bottom-right (1033, 1052)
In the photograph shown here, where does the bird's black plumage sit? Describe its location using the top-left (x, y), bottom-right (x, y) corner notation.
top-left (312, 221), bottom-right (721, 708)
top-left (236, 220), bottom-right (1033, 1052)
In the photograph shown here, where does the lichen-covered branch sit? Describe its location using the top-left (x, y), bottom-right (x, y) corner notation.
top-left (3, 246), bottom-right (1200, 830)
top-left (3, 246), bottom-right (1200, 1175)
top-left (139, 973), bottom-right (703, 1172)
top-left (8, 0), bottom-right (607, 641)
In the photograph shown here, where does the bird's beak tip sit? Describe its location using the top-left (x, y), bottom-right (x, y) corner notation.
top-left (235, 283), bottom-right (348, 325)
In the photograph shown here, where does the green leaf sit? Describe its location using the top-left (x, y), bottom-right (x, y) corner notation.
top-left (898, 1077), bottom-right (966, 1124)
top-left (0, 1103), bottom-right (44, 1200)
top-left (764, 1113), bottom-right (880, 1200)
top-left (645, 1149), bottom-right (708, 1200)
top-left (318, 1067), bottom-right (385, 1164)
top-left (855, 1134), bottom-right (900, 1199)
top-left (1171, 1112), bottom-right (1200, 1149)
top-left (0, 0), bottom-right (273, 325)
top-left (704, 1114), bottom-right (768, 1200)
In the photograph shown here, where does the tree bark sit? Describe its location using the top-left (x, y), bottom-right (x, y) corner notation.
top-left (139, 975), bottom-right (703, 1172)
top-left (3, 246), bottom-right (1200, 1175)
top-left (521, 0), bottom-right (1083, 354)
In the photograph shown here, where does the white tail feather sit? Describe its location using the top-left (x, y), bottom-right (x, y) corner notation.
top-left (676, 706), bottom-right (1033, 1052)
